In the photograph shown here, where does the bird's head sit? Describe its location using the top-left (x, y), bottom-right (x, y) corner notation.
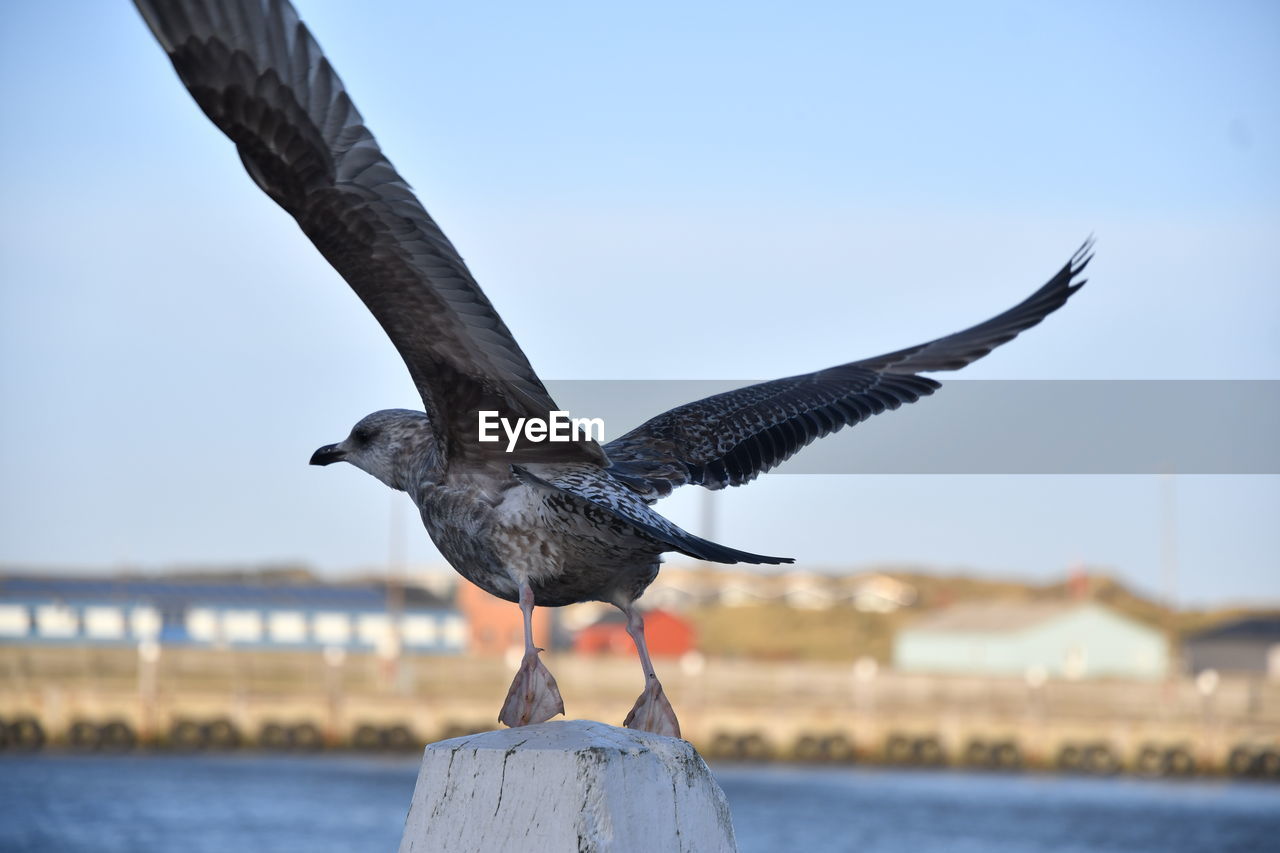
top-left (310, 409), bottom-right (439, 490)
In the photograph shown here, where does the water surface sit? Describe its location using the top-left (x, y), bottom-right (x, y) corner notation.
top-left (0, 753), bottom-right (1275, 852)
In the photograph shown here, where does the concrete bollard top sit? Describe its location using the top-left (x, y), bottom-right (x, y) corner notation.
top-left (399, 719), bottom-right (737, 853)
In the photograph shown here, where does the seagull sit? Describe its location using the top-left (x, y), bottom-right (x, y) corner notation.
top-left (133, 0), bottom-right (1089, 737)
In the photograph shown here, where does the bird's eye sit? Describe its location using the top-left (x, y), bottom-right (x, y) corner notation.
top-left (353, 427), bottom-right (375, 446)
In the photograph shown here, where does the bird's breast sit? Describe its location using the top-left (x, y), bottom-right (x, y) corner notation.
top-left (415, 474), bottom-right (664, 607)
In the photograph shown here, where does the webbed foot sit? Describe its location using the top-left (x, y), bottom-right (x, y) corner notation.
top-left (623, 678), bottom-right (681, 738)
top-left (498, 649), bottom-right (565, 727)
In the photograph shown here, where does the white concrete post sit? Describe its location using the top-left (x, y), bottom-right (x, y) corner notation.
top-left (399, 720), bottom-right (737, 852)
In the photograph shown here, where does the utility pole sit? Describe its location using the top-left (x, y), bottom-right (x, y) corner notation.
top-left (699, 490), bottom-right (717, 606)
top-left (700, 489), bottom-right (716, 546)
top-left (385, 492), bottom-right (407, 690)
top-left (1160, 473), bottom-right (1181, 698)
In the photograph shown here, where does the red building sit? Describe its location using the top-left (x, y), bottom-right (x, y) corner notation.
top-left (455, 580), bottom-right (552, 657)
top-left (574, 609), bottom-right (695, 657)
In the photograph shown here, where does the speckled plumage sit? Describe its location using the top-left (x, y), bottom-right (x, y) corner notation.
top-left (135, 0), bottom-right (1089, 734)
top-left (329, 416), bottom-right (789, 609)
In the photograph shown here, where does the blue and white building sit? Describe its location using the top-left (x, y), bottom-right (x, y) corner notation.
top-left (0, 575), bottom-right (466, 654)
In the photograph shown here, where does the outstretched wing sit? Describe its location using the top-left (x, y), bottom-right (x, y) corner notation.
top-left (605, 242), bottom-right (1092, 498)
top-left (132, 0), bottom-right (604, 466)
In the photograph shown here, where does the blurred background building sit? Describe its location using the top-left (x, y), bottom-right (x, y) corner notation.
top-left (0, 574), bottom-right (463, 655)
top-left (894, 601), bottom-right (1167, 680)
top-left (1, 563), bottom-right (1277, 778)
top-left (1184, 616), bottom-right (1280, 678)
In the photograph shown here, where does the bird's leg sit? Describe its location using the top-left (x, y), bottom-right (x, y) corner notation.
top-left (498, 579), bottom-right (565, 727)
top-left (621, 605), bottom-right (681, 738)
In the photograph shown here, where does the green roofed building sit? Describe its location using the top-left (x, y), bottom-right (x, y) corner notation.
top-left (894, 601), bottom-right (1168, 680)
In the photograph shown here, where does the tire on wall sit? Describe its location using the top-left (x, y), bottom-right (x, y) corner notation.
top-left (1135, 744), bottom-right (1164, 776)
top-left (99, 720), bottom-right (137, 752)
top-left (793, 734), bottom-right (824, 763)
top-left (1257, 749), bottom-right (1280, 780)
top-left (67, 721), bottom-right (102, 752)
top-left (822, 734), bottom-right (856, 764)
top-left (708, 732), bottom-right (743, 761)
top-left (258, 722), bottom-right (291, 751)
top-left (351, 724), bottom-right (384, 751)
top-left (964, 739), bottom-right (991, 768)
top-left (204, 718), bottom-right (242, 751)
top-left (8, 716), bottom-right (45, 752)
top-left (884, 734), bottom-right (915, 765)
top-left (737, 732), bottom-right (773, 762)
top-left (1083, 742), bottom-right (1120, 776)
top-left (169, 719), bottom-right (207, 751)
top-left (913, 736), bottom-right (946, 767)
top-left (1164, 746), bottom-right (1195, 777)
top-left (991, 740), bottom-right (1022, 770)
top-left (1056, 743), bottom-right (1082, 772)
top-left (290, 722), bottom-right (324, 752)
top-left (382, 724), bottom-right (416, 752)
top-left (438, 721), bottom-right (487, 741)
top-left (1227, 745), bottom-right (1257, 777)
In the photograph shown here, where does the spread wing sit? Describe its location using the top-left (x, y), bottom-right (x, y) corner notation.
top-left (132, 0), bottom-right (605, 466)
top-left (605, 242), bottom-right (1092, 498)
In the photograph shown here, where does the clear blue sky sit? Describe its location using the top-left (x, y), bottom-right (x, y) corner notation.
top-left (1, 1), bottom-right (1277, 607)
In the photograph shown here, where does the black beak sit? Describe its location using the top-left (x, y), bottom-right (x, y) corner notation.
top-left (309, 444), bottom-right (346, 466)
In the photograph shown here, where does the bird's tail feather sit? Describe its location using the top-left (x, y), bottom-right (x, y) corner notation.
top-left (668, 532), bottom-right (794, 566)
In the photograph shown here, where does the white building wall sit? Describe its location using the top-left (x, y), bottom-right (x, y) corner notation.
top-left (895, 604), bottom-right (1168, 679)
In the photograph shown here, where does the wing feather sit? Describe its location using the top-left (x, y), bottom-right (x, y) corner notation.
top-left (133, 0), bottom-right (605, 466)
top-left (606, 243), bottom-right (1091, 498)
